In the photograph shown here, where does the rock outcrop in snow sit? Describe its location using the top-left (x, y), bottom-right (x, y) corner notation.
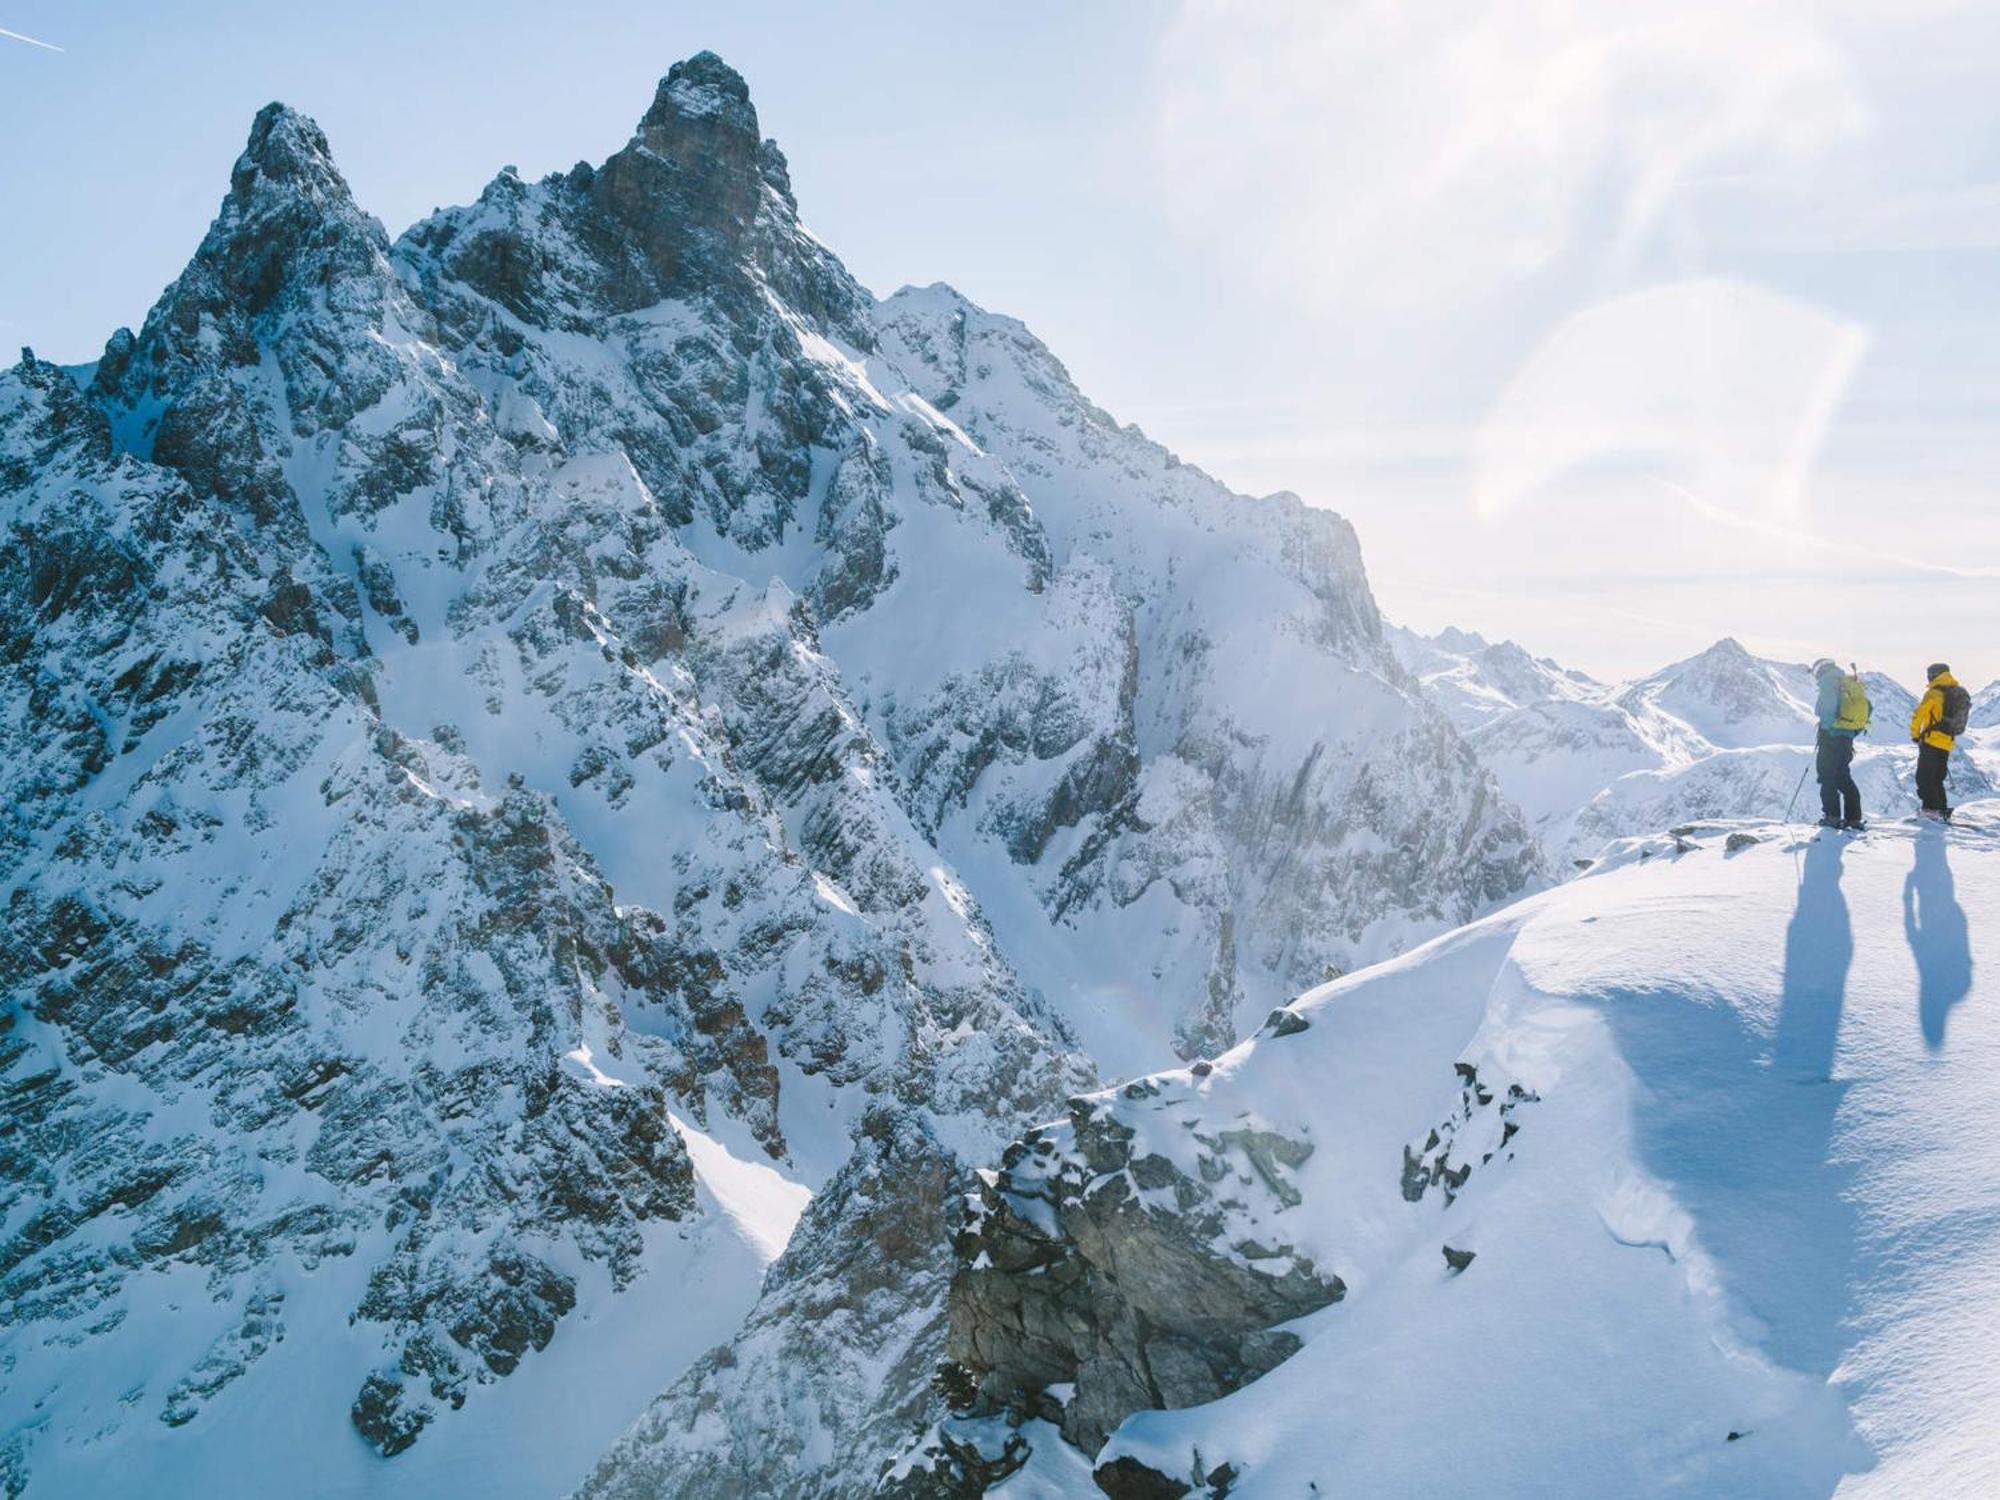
top-left (0, 52), bottom-right (1540, 1500)
top-left (942, 1063), bottom-right (1345, 1456)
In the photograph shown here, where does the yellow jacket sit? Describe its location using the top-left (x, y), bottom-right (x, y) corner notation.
top-left (1911, 671), bottom-right (1961, 751)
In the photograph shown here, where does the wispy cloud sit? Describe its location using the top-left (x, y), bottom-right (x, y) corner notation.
top-left (1151, 0), bottom-right (1872, 317)
top-left (1474, 278), bottom-right (1869, 523)
top-left (0, 24), bottom-right (62, 52)
top-left (1652, 476), bottom-right (2000, 582)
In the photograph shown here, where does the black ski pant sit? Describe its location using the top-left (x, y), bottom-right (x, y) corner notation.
top-left (1817, 731), bottom-right (1860, 824)
top-left (1916, 742), bottom-right (1951, 813)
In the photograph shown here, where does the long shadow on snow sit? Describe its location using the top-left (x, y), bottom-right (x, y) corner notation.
top-left (1904, 833), bottom-right (1972, 1051)
top-left (1592, 834), bottom-right (1866, 1486)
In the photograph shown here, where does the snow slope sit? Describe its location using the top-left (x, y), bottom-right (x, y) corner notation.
top-left (941, 804), bottom-right (2000, 1496)
top-left (1971, 680), bottom-right (2000, 730)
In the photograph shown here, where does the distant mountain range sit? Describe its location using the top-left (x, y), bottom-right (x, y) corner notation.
top-left (1396, 628), bottom-right (1998, 861)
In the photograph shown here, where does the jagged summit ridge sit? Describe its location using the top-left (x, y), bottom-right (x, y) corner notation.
top-left (2, 52), bottom-right (1541, 1500)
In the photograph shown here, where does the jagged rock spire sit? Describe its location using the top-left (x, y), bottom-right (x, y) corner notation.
top-left (88, 97), bottom-right (406, 553)
top-left (637, 50), bottom-right (760, 138)
top-left (231, 102), bottom-right (354, 206)
top-left (94, 98), bottom-right (390, 400)
top-left (200, 101), bottom-right (389, 316)
top-left (595, 51), bottom-right (775, 274)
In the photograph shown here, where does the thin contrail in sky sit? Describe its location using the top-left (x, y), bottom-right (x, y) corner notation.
top-left (0, 25), bottom-right (63, 51)
top-left (1650, 477), bottom-right (2000, 581)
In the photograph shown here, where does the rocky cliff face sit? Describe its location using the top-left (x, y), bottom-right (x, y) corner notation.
top-left (2, 52), bottom-right (1539, 1499)
top-left (945, 1059), bottom-right (1346, 1456)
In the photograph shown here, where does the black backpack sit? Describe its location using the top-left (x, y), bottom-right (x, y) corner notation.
top-left (1938, 682), bottom-right (1972, 738)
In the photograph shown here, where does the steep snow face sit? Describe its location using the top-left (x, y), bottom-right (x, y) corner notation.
top-left (1403, 631), bottom-right (1991, 862)
top-left (1390, 624), bottom-right (1602, 733)
top-left (2, 52), bottom-right (1542, 1500)
top-left (1618, 636), bottom-right (1829, 753)
top-left (866, 287), bottom-right (1542, 1071)
top-left (1971, 680), bottom-right (2000, 730)
top-left (934, 806), bottom-right (2000, 1498)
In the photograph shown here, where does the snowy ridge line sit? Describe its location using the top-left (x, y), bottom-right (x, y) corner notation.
top-left (917, 803), bottom-right (2000, 1496)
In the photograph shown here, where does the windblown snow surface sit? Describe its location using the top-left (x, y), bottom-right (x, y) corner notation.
top-left (952, 805), bottom-right (2000, 1497)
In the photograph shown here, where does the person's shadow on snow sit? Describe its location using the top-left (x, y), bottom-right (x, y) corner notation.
top-left (1593, 831), bottom-right (1870, 1489)
top-left (1905, 835), bottom-right (1972, 1051)
top-left (1775, 834), bottom-right (1853, 1082)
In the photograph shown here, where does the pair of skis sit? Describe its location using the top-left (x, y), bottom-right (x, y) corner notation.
top-left (1804, 813), bottom-right (1965, 844)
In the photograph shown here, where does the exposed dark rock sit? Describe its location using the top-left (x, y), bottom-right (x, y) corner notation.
top-left (352, 1371), bottom-right (430, 1456)
top-left (1093, 1456), bottom-right (1193, 1500)
top-left (876, 1424), bottom-right (1033, 1499)
top-left (1402, 1062), bottom-right (1538, 1207)
top-left (1262, 1006), bottom-right (1311, 1038)
top-left (946, 1087), bottom-right (1342, 1455)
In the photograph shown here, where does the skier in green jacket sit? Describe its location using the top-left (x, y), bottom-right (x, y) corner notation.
top-left (1811, 658), bottom-right (1868, 831)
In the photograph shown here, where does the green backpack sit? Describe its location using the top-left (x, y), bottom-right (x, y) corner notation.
top-left (1834, 672), bottom-right (1872, 733)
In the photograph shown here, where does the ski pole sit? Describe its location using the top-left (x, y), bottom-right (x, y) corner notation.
top-left (1784, 760), bottom-right (1811, 824)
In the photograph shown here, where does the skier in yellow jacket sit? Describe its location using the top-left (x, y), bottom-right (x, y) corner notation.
top-left (1910, 664), bottom-right (1971, 821)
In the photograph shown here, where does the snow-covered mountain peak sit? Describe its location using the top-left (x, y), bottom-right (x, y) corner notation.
top-left (1618, 635), bottom-right (1815, 752)
top-left (1390, 624), bottom-right (1598, 733)
top-left (395, 52), bottom-right (870, 359)
top-left (1430, 624), bottom-right (1489, 656)
top-left (639, 49), bottom-right (758, 131)
top-left (613, 49), bottom-right (774, 249)
top-left (1973, 679), bottom-right (2000, 730)
top-left (3, 52), bottom-right (1545, 1500)
top-left (193, 99), bottom-right (391, 311)
top-left (875, 280), bottom-right (1098, 426)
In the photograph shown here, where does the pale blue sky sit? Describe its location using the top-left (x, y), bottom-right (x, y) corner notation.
top-left (4, 1), bottom-right (1996, 686)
